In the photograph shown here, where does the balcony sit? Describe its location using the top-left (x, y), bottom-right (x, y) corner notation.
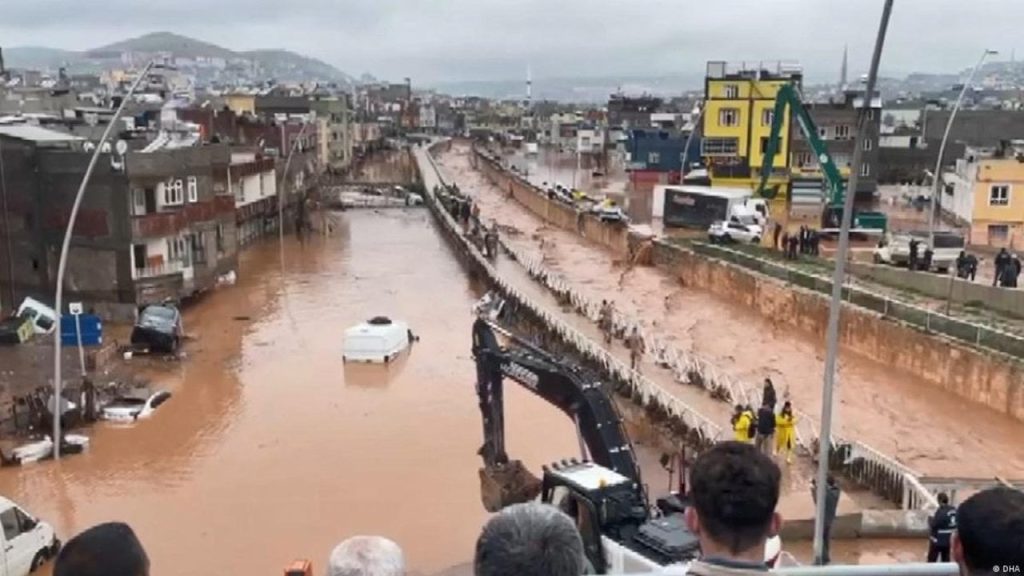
top-left (132, 198), bottom-right (236, 239)
top-left (133, 260), bottom-right (189, 281)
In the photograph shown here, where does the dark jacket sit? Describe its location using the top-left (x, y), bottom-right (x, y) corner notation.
top-left (762, 384), bottom-right (777, 409)
top-left (812, 483), bottom-right (841, 525)
top-left (756, 406), bottom-right (776, 435)
top-left (929, 505), bottom-right (957, 547)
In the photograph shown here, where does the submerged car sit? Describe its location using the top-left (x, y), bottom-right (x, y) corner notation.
top-left (343, 316), bottom-right (413, 363)
top-left (101, 390), bottom-right (172, 423)
top-left (130, 304), bottom-right (183, 354)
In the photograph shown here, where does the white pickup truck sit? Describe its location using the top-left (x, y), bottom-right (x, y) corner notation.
top-left (0, 497), bottom-right (60, 575)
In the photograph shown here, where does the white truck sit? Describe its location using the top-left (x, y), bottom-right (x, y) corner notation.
top-left (654, 185), bottom-right (769, 229)
top-left (872, 230), bottom-right (966, 273)
top-left (0, 497), bottom-right (60, 575)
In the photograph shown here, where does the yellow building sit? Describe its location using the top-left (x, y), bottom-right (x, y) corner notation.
top-left (701, 61), bottom-right (802, 196)
top-left (950, 145), bottom-right (1024, 249)
top-left (224, 93), bottom-right (256, 116)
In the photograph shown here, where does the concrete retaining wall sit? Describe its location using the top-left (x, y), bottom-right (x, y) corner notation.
top-left (849, 261), bottom-right (1024, 318)
top-left (468, 145), bottom-right (1024, 423)
top-left (472, 149), bottom-right (636, 260)
top-left (653, 241), bottom-right (1024, 422)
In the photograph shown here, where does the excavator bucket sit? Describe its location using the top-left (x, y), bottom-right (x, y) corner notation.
top-left (479, 460), bottom-right (542, 512)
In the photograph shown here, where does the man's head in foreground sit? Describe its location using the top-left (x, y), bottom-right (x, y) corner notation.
top-left (474, 501), bottom-right (584, 576)
top-left (328, 536), bottom-right (405, 576)
top-left (685, 441), bottom-right (782, 562)
top-left (54, 522), bottom-right (149, 576)
top-left (953, 487), bottom-right (1024, 576)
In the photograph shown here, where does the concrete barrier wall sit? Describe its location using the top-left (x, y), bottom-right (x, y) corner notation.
top-left (653, 241), bottom-right (1024, 422)
top-left (473, 149), bottom-right (634, 259)
top-left (849, 261), bottom-right (1024, 318)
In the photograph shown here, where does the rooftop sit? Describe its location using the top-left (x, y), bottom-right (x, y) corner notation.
top-left (0, 124), bottom-right (83, 143)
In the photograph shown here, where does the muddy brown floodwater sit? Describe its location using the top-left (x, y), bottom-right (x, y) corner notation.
top-left (0, 210), bottom-right (590, 576)
top-left (437, 142), bottom-right (1024, 480)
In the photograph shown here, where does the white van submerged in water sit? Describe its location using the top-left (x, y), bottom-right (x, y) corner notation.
top-left (343, 317), bottom-right (415, 363)
top-left (0, 497), bottom-right (59, 575)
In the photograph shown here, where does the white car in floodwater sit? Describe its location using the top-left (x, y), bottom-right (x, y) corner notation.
top-left (0, 496), bottom-right (60, 576)
top-left (708, 220), bottom-right (762, 244)
top-left (101, 390), bottom-right (172, 423)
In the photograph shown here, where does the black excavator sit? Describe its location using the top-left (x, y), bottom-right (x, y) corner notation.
top-left (470, 294), bottom-right (781, 573)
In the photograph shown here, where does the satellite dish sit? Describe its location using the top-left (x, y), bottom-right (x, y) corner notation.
top-left (115, 140), bottom-right (128, 156)
top-left (83, 142), bottom-right (96, 152)
top-left (100, 142), bottom-right (112, 153)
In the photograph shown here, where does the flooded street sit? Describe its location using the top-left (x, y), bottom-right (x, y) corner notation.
top-left (437, 142), bottom-right (1024, 479)
top-left (0, 210), bottom-right (584, 575)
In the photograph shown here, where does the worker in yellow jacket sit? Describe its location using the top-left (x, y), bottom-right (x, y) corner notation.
top-left (731, 404), bottom-right (753, 443)
top-left (775, 401), bottom-right (797, 463)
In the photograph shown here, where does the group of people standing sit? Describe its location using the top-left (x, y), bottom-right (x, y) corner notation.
top-left (730, 378), bottom-right (797, 464)
top-left (598, 300), bottom-right (646, 372)
top-left (993, 247), bottom-right (1022, 288)
top-left (777, 225), bottom-right (820, 260)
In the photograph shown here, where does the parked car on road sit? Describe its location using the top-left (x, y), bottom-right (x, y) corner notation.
top-left (708, 220), bottom-right (762, 244)
top-left (0, 496), bottom-right (60, 576)
top-left (130, 304), bottom-right (183, 354)
top-left (101, 390), bottom-right (172, 423)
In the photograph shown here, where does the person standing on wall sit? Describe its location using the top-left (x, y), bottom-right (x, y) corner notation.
top-left (762, 378), bottom-right (777, 410)
top-left (754, 402), bottom-right (776, 456)
top-left (626, 326), bottom-right (645, 372)
top-left (909, 238), bottom-right (920, 271)
top-left (994, 247), bottom-right (1010, 286)
top-left (731, 405), bottom-right (752, 443)
top-left (774, 401), bottom-right (797, 464)
top-left (927, 492), bottom-right (957, 563)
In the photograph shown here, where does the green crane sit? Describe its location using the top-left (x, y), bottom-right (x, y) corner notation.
top-left (756, 84), bottom-right (887, 231)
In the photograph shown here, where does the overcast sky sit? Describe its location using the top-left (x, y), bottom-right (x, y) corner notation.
top-left (2, 0), bottom-right (1021, 85)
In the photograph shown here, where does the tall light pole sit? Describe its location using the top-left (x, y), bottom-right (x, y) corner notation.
top-left (53, 60), bottom-right (155, 459)
top-left (277, 120), bottom-right (313, 249)
top-left (682, 104), bottom-right (705, 176)
top-left (928, 49), bottom-right (998, 247)
top-left (813, 0), bottom-right (894, 565)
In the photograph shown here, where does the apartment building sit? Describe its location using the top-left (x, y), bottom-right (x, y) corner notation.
top-left (946, 141), bottom-right (1024, 249)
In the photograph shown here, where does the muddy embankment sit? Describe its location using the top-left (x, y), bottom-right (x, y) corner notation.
top-left (473, 146), bottom-right (1024, 425)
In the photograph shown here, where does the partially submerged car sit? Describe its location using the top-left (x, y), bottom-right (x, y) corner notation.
top-left (343, 316), bottom-right (414, 363)
top-left (101, 390), bottom-right (172, 423)
top-left (130, 304), bottom-right (183, 354)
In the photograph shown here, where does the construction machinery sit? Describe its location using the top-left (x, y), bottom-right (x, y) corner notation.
top-left (471, 295), bottom-right (781, 573)
top-left (757, 84), bottom-right (887, 232)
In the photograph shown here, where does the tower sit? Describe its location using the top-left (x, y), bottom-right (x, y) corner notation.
top-left (525, 65), bottom-right (532, 109)
top-left (839, 44), bottom-right (849, 92)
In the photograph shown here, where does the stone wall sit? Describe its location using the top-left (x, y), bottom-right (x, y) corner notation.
top-left (652, 241), bottom-right (1024, 422)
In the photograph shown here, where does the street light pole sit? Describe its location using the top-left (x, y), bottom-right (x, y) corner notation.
top-left (813, 0), bottom-right (894, 565)
top-left (277, 120), bottom-right (313, 250)
top-left (682, 105), bottom-right (705, 176)
top-left (52, 60), bottom-right (155, 459)
top-left (927, 49), bottom-right (997, 247)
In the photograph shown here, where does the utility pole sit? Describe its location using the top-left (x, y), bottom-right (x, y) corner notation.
top-left (53, 60), bottom-right (155, 458)
top-left (813, 0), bottom-right (894, 565)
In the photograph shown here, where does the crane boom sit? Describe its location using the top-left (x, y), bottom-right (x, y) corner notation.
top-left (757, 83), bottom-right (846, 206)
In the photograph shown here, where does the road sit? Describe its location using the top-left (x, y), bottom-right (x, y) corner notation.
top-left (435, 141), bottom-right (1024, 481)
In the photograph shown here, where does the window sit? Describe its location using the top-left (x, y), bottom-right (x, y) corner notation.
top-left (0, 508), bottom-right (21, 541)
top-left (860, 163), bottom-right (871, 177)
top-left (761, 109), bottom-right (774, 126)
top-left (187, 176), bottom-right (198, 203)
top-left (132, 189), bottom-right (146, 215)
top-left (863, 138), bottom-right (873, 151)
top-left (701, 137), bottom-right (739, 156)
top-left (818, 127), bottom-right (829, 139)
top-left (724, 84), bottom-right (739, 98)
top-left (718, 108), bottom-right (740, 127)
top-left (989, 224), bottom-right (1010, 242)
top-left (164, 179), bottom-right (184, 205)
top-left (216, 223), bottom-right (226, 253)
top-left (867, 109), bottom-right (875, 120)
top-left (648, 152), bottom-right (661, 164)
top-left (835, 125), bottom-right (851, 139)
top-left (990, 185), bottom-right (1010, 206)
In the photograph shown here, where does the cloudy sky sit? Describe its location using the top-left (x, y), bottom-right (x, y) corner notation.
top-left (1, 0), bottom-right (1020, 85)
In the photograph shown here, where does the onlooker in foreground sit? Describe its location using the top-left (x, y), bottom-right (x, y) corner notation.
top-left (953, 487), bottom-right (1024, 576)
top-left (328, 536), bottom-right (405, 576)
top-left (927, 492), bottom-right (957, 563)
top-left (54, 522), bottom-right (150, 576)
top-left (474, 502), bottom-right (585, 576)
top-left (685, 441), bottom-right (782, 575)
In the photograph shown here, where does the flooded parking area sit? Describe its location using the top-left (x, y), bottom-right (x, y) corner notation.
top-left (0, 210), bottom-right (585, 575)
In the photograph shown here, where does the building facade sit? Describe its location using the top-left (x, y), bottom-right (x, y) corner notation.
top-left (701, 61), bottom-right (802, 193)
top-left (946, 142), bottom-right (1024, 249)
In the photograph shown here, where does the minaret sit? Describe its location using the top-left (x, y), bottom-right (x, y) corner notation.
top-left (840, 44), bottom-right (849, 92)
top-left (526, 65), bottom-right (532, 109)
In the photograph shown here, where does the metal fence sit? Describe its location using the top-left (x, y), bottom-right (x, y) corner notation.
top-left (689, 241), bottom-right (1024, 358)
